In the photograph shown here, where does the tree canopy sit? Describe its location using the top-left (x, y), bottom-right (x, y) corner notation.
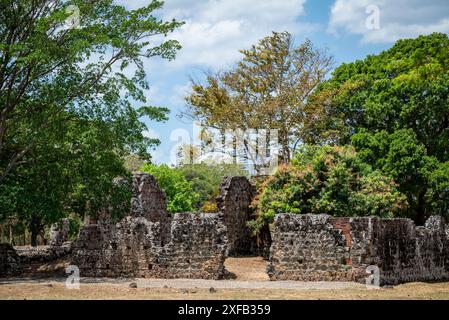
top-left (0, 0), bottom-right (182, 182)
top-left (251, 145), bottom-right (408, 231)
top-left (0, 0), bottom-right (183, 244)
top-left (305, 33), bottom-right (449, 224)
top-left (184, 31), bottom-right (334, 163)
top-left (179, 163), bottom-right (249, 211)
top-left (140, 164), bottom-right (197, 213)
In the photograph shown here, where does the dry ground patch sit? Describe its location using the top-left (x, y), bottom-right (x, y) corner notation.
top-left (2, 256), bottom-right (449, 300)
top-left (1, 281), bottom-right (449, 300)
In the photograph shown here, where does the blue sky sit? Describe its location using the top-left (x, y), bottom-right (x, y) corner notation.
top-left (114, 0), bottom-right (449, 165)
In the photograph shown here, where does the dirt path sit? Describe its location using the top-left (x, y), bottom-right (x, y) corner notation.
top-left (0, 277), bottom-right (362, 290)
top-left (0, 256), bottom-right (362, 291)
top-left (1, 281), bottom-right (449, 300)
top-left (224, 256), bottom-right (270, 281)
top-left (3, 256), bottom-right (449, 299)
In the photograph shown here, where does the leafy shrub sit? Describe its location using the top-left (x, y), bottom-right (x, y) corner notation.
top-left (179, 163), bottom-right (249, 210)
top-left (140, 164), bottom-right (198, 213)
top-left (202, 201), bottom-right (219, 213)
top-left (427, 161), bottom-right (449, 218)
top-left (252, 145), bottom-right (408, 228)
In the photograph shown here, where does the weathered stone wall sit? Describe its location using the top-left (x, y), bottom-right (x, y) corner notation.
top-left (131, 173), bottom-right (173, 245)
top-left (0, 243), bottom-right (21, 277)
top-left (131, 173), bottom-right (169, 222)
top-left (72, 173), bottom-right (228, 279)
top-left (72, 213), bottom-right (227, 279)
top-left (49, 218), bottom-right (70, 247)
top-left (16, 243), bottom-right (72, 265)
top-left (268, 214), bottom-right (449, 285)
top-left (349, 215), bottom-right (449, 285)
top-left (216, 176), bottom-right (257, 256)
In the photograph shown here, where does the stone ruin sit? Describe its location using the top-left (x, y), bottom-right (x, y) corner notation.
top-left (10, 219), bottom-right (72, 272)
top-left (0, 243), bottom-right (21, 277)
top-left (70, 173), bottom-right (250, 279)
top-left (0, 173), bottom-right (257, 279)
top-left (49, 218), bottom-right (70, 247)
top-left (268, 214), bottom-right (449, 285)
top-left (72, 213), bottom-right (228, 279)
top-left (216, 176), bottom-right (272, 257)
top-left (3, 171), bottom-right (449, 286)
top-left (0, 222), bottom-right (72, 278)
top-left (216, 176), bottom-right (256, 256)
top-left (15, 244), bottom-right (72, 266)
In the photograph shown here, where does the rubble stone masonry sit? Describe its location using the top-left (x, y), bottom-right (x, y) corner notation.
top-left (216, 176), bottom-right (256, 256)
top-left (0, 243), bottom-right (21, 277)
top-left (268, 214), bottom-right (449, 285)
top-left (71, 174), bottom-right (229, 279)
top-left (4, 172), bottom-right (449, 285)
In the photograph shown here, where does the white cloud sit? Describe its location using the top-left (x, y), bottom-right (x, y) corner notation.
top-left (147, 85), bottom-right (164, 105)
top-left (117, 0), bottom-right (319, 70)
top-left (328, 0), bottom-right (449, 43)
top-left (164, 0), bottom-right (318, 69)
top-left (142, 128), bottom-right (161, 140)
top-left (170, 82), bottom-right (192, 106)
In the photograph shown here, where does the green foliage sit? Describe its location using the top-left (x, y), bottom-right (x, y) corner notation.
top-left (139, 163), bottom-right (249, 213)
top-left (179, 163), bottom-right (249, 210)
top-left (253, 145), bottom-right (408, 228)
top-left (0, 0), bottom-right (183, 243)
top-left (67, 216), bottom-right (82, 241)
top-left (427, 162), bottom-right (449, 217)
top-left (0, 115), bottom-right (133, 242)
top-left (308, 33), bottom-right (449, 223)
top-left (1, 0), bottom-right (183, 180)
top-left (140, 164), bottom-right (197, 213)
top-left (185, 32), bottom-right (333, 162)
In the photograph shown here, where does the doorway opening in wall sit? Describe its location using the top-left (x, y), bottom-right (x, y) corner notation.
top-left (223, 256), bottom-right (269, 281)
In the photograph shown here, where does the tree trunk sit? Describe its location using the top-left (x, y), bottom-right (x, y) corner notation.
top-left (30, 215), bottom-right (41, 247)
top-left (40, 229), bottom-right (47, 245)
top-left (279, 129), bottom-right (290, 164)
top-left (0, 109), bottom-right (8, 157)
top-left (30, 229), bottom-right (38, 247)
top-left (9, 224), bottom-right (14, 245)
top-left (415, 190), bottom-right (427, 226)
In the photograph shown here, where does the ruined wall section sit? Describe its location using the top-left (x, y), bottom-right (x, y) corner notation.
top-left (267, 214), bottom-right (363, 281)
top-left (72, 173), bottom-right (228, 279)
top-left (166, 213), bottom-right (228, 279)
top-left (349, 216), bottom-right (449, 285)
top-left (216, 176), bottom-right (257, 256)
top-left (49, 218), bottom-right (70, 247)
top-left (72, 213), bottom-right (227, 279)
top-left (268, 214), bottom-right (449, 285)
top-left (0, 243), bottom-right (21, 277)
top-left (131, 173), bottom-right (172, 244)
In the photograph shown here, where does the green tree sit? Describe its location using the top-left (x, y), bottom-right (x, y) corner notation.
top-left (0, 0), bottom-right (183, 244)
top-left (184, 32), bottom-right (333, 163)
top-left (252, 145), bottom-right (407, 230)
top-left (0, 0), bottom-right (182, 182)
top-left (307, 33), bottom-right (449, 224)
top-left (140, 164), bottom-right (197, 213)
top-left (1, 115), bottom-right (135, 245)
top-left (179, 163), bottom-right (249, 210)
